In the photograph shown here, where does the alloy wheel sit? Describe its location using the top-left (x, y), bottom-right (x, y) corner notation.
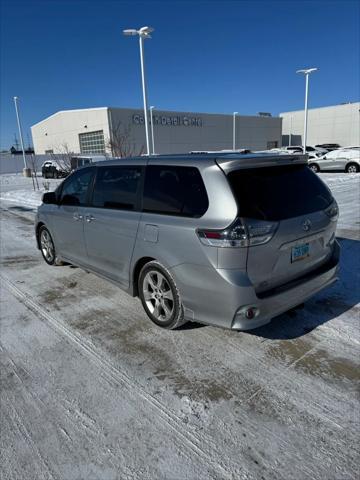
top-left (142, 270), bottom-right (174, 322)
top-left (40, 229), bottom-right (55, 263)
top-left (347, 165), bottom-right (358, 173)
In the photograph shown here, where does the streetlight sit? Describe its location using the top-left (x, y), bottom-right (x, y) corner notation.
top-left (123, 26), bottom-right (154, 156)
top-left (296, 68), bottom-right (318, 154)
top-left (13, 96), bottom-right (28, 172)
top-left (150, 106), bottom-right (155, 154)
top-left (289, 115), bottom-right (293, 147)
top-left (233, 112), bottom-right (238, 151)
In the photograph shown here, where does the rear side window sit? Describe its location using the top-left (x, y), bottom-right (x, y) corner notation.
top-left (143, 166), bottom-right (208, 217)
top-left (92, 166), bottom-right (142, 210)
top-left (228, 165), bottom-right (333, 221)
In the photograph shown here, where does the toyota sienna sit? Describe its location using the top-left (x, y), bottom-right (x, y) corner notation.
top-left (35, 152), bottom-right (340, 330)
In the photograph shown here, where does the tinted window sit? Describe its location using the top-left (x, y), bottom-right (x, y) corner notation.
top-left (228, 165), bottom-right (333, 221)
top-left (143, 166), bottom-right (208, 217)
top-left (60, 168), bottom-right (94, 206)
top-left (92, 166), bottom-right (141, 210)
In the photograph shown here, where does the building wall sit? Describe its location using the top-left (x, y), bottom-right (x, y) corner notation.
top-left (109, 108), bottom-right (282, 154)
top-left (31, 108), bottom-right (112, 155)
top-left (280, 102), bottom-right (360, 147)
top-left (31, 107), bottom-right (282, 155)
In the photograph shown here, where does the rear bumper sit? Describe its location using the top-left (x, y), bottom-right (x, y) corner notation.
top-left (231, 240), bottom-right (340, 330)
top-left (170, 240), bottom-right (340, 331)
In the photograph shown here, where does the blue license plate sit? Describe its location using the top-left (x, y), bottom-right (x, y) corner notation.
top-left (291, 243), bottom-right (310, 263)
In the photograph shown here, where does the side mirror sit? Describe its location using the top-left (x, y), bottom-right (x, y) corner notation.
top-left (42, 192), bottom-right (57, 204)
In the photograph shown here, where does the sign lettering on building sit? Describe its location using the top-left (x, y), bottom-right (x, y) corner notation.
top-left (132, 114), bottom-right (202, 127)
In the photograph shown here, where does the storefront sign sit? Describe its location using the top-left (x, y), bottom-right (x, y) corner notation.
top-left (132, 114), bottom-right (202, 127)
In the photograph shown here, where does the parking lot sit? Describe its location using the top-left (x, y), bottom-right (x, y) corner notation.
top-left (0, 172), bottom-right (359, 480)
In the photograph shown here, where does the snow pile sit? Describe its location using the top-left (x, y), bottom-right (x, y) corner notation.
top-left (0, 189), bottom-right (45, 208)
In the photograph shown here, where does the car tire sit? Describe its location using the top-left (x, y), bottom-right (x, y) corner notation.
top-left (39, 226), bottom-right (63, 266)
top-left (309, 163), bottom-right (320, 173)
top-left (345, 163), bottom-right (359, 173)
top-left (138, 261), bottom-right (187, 329)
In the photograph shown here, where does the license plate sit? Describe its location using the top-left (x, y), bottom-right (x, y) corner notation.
top-left (291, 243), bottom-right (310, 263)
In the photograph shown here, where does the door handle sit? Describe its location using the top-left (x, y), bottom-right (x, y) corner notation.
top-left (85, 214), bottom-right (95, 223)
top-left (73, 213), bottom-right (83, 221)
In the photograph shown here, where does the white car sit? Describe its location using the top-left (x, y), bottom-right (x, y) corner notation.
top-left (283, 145), bottom-right (328, 156)
top-left (308, 148), bottom-right (360, 173)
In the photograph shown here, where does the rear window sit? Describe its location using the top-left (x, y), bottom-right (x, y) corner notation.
top-left (228, 165), bottom-right (333, 221)
top-left (143, 166), bottom-right (208, 217)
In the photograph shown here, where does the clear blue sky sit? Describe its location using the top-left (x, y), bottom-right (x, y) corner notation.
top-left (1, 0), bottom-right (359, 150)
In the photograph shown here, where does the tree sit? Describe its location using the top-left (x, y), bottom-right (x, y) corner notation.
top-left (108, 121), bottom-right (145, 157)
top-left (49, 143), bottom-right (74, 173)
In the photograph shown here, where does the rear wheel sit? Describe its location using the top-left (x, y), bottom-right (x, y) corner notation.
top-left (138, 261), bottom-right (186, 329)
top-left (346, 163), bottom-right (359, 173)
top-left (309, 163), bottom-right (320, 173)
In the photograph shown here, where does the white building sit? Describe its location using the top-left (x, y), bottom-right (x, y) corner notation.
top-left (31, 107), bottom-right (282, 156)
top-left (280, 102), bottom-right (360, 147)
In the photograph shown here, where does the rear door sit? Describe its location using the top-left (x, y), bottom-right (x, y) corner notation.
top-left (227, 164), bottom-right (336, 294)
top-left (83, 164), bottom-right (143, 287)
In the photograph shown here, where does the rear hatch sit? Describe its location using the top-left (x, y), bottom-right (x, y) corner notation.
top-left (227, 164), bottom-right (338, 294)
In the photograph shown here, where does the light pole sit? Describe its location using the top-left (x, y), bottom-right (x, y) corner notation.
top-left (296, 68), bottom-right (318, 154)
top-left (289, 115), bottom-right (293, 147)
top-left (123, 26), bottom-right (154, 156)
top-left (232, 112), bottom-right (238, 151)
top-left (13, 96), bottom-right (28, 171)
top-left (150, 106), bottom-right (155, 154)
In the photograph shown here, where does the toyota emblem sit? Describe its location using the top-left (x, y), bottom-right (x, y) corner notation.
top-left (302, 219), bottom-right (312, 232)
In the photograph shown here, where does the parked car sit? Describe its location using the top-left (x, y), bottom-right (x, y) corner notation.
top-left (70, 155), bottom-right (108, 170)
top-left (284, 146), bottom-right (327, 156)
top-left (35, 152), bottom-right (340, 331)
top-left (308, 148), bottom-right (360, 173)
top-left (42, 160), bottom-right (68, 179)
top-left (315, 143), bottom-right (341, 152)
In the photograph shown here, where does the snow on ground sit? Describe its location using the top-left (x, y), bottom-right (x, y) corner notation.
top-left (0, 173), bottom-right (61, 208)
top-left (0, 172), bottom-right (359, 480)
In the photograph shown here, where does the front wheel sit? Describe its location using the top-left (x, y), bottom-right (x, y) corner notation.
top-left (346, 163), bottom-right (359, 173)
top-left (309, 163), bottom-right (320, 173)
top-left (138, 261), bottom-right (187, 329)
top-left (39, 226), bottom-right (64, 266)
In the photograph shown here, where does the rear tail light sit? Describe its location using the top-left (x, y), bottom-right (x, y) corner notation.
top-left (324, 201), bottom-right (339, 222)
top-left (197, 218), bottom-right (278, 248)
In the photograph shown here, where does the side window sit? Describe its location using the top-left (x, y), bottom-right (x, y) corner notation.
top-left (143, 166), bottom-right (208, 217)
top-left (91, 166), bottom-right (142, 210)
top-left (60, 168), bottom-right (94, 206)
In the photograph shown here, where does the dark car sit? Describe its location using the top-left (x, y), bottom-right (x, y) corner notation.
top-left (42, 161), bottom-right (68, 179)
top-left (315, 143), bottom-right (341, 152)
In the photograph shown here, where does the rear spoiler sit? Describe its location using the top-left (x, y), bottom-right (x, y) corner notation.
top-left (215, 154), bottom-right (308, 173)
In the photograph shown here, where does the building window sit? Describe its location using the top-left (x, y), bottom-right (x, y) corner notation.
top-left (79, 130), bottom-right (105, 154)
top-left (267, 141), bottom-right (278, 149)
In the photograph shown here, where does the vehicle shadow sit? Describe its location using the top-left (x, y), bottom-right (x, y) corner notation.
top-left (247, 236), bottom-right (360, 340)
top-left (8, 205), bottom-right (34, 212)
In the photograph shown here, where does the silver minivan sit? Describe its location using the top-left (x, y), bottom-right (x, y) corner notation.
top-left (35, 152), bottom-right (340, 330)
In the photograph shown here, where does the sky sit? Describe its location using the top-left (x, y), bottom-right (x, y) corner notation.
top-left (0, 0), bottom-right (359, 150)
